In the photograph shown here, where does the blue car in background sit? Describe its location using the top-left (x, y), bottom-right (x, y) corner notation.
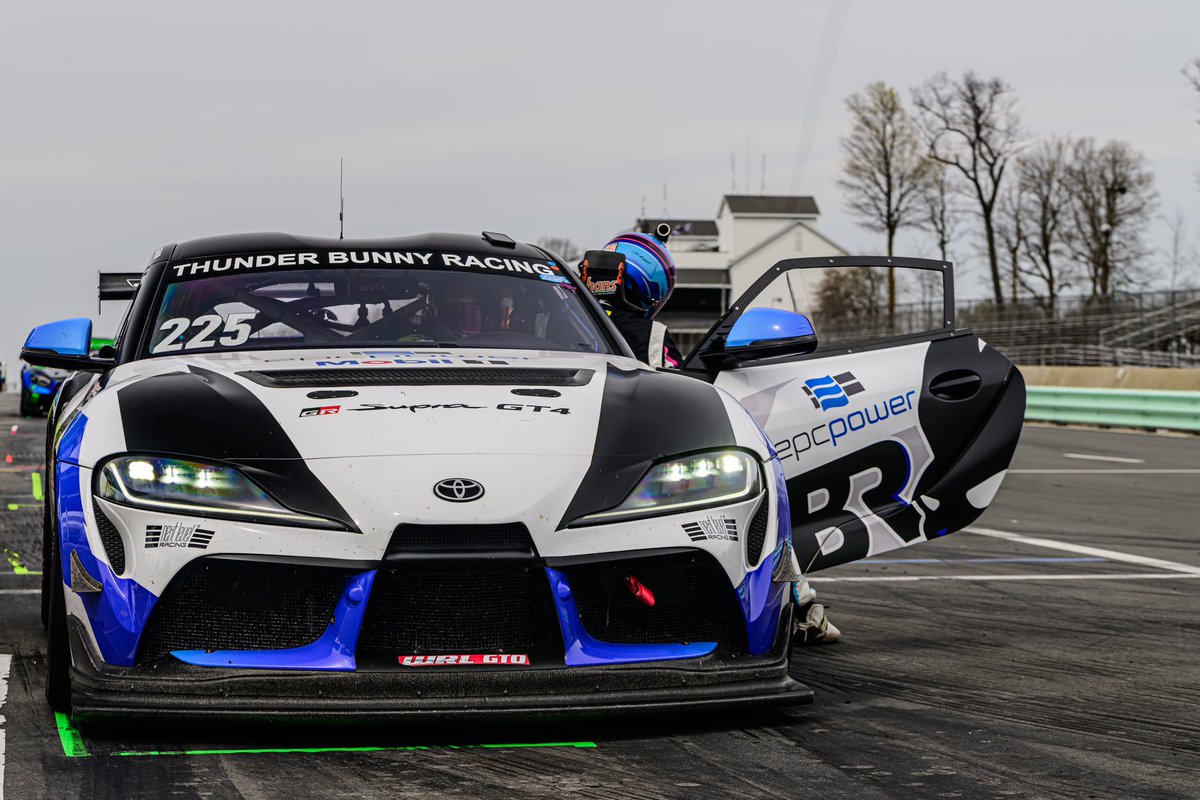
top-left (20, 363), bottom-right (70, 417)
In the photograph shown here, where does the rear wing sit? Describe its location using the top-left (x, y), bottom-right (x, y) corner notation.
top-left (98, 272), bottom-right (143, 310)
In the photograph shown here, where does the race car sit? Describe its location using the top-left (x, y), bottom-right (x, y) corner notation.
top-left (23, 232), bottom-right (1024, 718)
top-left (20, 363), bottom-right (70, 417)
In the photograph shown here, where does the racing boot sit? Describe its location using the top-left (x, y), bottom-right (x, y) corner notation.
top-left (792, 578), bottom-right (841, 646)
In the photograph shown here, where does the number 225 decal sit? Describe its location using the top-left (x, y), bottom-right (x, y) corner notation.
top-left (151, 313), bottom-right (256, 353)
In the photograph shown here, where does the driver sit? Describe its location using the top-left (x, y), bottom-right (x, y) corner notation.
top-left (584, 228), bottom-right (682, 369)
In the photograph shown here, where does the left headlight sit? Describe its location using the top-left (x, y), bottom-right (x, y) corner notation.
top-left (572, 449), bottom-right (762, 526)
top-left (96, 455), bottom-right (341, 529)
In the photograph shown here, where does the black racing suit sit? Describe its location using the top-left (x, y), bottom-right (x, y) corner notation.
top-left (606, 308), bottom-right (683, 368)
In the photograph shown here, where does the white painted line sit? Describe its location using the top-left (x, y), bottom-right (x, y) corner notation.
top-left (1, 653), bottom-right (11, 800)
top-left (809, 572), bottom-right (1200, 583)
top-left (1062, 452), bottom-right (1145, 464)
top-left (0, 591), bottom-right (36, 596)
top-left (1008, 469), bottom-right (1200, 474)
top-left (966, 527), bottom-right (1200, 576)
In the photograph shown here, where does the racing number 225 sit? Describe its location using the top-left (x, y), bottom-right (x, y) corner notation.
top-left (151, 314), bottom-right (256, 353)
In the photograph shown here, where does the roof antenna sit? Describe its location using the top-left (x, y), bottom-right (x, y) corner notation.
top-left (338, 157), bottom-right (345, 240)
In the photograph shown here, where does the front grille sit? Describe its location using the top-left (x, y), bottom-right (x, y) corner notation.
top-left (356, 567), bottom-right (562, 666)
top-left (238, 367), bottom-right (593, 389)
top-left (92, 501), bottom-right (126, 575)
top-left (745, 495), bottom-right (771, 567)
top-left (564, 551), bottom-right (747, 655)
top-left (385, 523), bottom-right (534, 555)
top-left (137, 559), bottom-right (351, 665)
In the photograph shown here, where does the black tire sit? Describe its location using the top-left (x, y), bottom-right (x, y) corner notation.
top-left (45, 535), bottom-right (72, 713)
top-left (40, 477), bottom-right (52, 630)
top-left (19, 389), bottom-right (32, 417)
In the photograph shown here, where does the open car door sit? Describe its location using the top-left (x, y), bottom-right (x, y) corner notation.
top-left (682, 256), bottom-right (1025, 573)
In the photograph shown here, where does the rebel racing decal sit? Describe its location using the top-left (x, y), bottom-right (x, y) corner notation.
top-left (682, 516), bottom-right (738, 542)
top-left (145, 522), bottom-right (215, 549)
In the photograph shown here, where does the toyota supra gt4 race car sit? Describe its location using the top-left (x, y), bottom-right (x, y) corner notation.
top-left (23, 232), bottom-right (1024, 719)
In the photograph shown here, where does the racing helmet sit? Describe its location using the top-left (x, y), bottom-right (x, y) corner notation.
top-left (601, 229), bottom-right (676, 318)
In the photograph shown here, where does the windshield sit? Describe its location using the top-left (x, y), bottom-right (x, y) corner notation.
top-left (145, 252), bottom-right (613, 356)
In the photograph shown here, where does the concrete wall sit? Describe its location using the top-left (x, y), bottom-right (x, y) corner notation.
top-left (1019, 365), bottom-right (1200, 391)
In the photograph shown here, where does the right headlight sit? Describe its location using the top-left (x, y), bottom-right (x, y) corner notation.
top-left (96, 455), bottom-right (341, 529)
top-left (572, 449), bottom-right (762, 526)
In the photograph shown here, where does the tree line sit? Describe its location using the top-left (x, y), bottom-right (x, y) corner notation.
top-left (839, 63), bottom-right (1200, 317)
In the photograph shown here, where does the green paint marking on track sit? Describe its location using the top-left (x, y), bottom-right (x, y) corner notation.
top-left (116, 741), bottom-right (597, 757)
top-left (6, 503), bottom-right (39, 511)
top-left (31, 471), bottom-right (44, 502)
top-left (3, 548), bottom-right (41, 576)
top-left (56, 712), bottom-right (90, 758)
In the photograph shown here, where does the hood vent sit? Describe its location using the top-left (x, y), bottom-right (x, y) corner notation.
top-left (238, 367), bottom-right (594, 389)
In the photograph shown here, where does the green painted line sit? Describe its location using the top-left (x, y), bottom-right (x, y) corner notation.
top-left (3, 548), bottom-right (41, 576)
top-left (116, 741), bottom-right (597, 757)
top-left (56, 712), bottom-right (91, 758)
top-left (31, 471), bottom-right (44, 502)
top-left (6, 503), bottom-right (39, 511)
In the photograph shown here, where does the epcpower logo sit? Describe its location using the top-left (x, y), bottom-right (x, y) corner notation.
top-left (802, 372), bottom-right (866, 411)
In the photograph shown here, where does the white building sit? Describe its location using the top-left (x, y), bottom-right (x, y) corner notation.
top-left (636, 194), bottom-right (848, 351)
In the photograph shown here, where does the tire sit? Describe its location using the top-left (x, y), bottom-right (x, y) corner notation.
top-left (40, 476), bottom-right (52, 630)
top-left (44, 534), bottom-right (72, 713)
top-left (19, 389), bottom-right (32, 417)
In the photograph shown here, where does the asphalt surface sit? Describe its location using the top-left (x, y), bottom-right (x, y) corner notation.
top-left (1, 393), bottom-right (1197, 799)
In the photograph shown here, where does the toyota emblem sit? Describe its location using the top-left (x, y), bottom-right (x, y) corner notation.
top-left (433, 478), bottom-right (485, 503)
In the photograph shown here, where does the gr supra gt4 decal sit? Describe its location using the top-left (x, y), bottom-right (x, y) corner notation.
top-left (25, 240), bottom-right (1021, 718)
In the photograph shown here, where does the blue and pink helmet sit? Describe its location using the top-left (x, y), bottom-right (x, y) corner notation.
top-left (603, 231), bottom-right (676, 318)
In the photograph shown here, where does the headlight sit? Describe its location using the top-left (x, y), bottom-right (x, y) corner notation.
top-left (572, 450), bottom-right (762, 525)
top-left (96, 456), bottom-right (340, 528)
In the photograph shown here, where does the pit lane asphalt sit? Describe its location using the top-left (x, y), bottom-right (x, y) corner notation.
top-left (0, 394), bottom-right (1197, 799)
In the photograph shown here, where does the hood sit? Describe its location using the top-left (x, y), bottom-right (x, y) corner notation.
top-left (102, 348), bottom-right (634, 461)
top-left (76, 347), bottom-right (752, 534)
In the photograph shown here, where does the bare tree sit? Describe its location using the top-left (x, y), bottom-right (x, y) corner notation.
top-left (836, 81), bottom-right (932, 320)
top-left (1014, 139), bottom-right (1075, 315)
top-left (995, 183), bottom-right (1026, 306)
top-left (1064, 139), bottom-right (1158, 298)
top-left (1186, 57), bottom-right (1200, 188)
top-left (535, 236), bottom-right (582, 263)
top-left (912, 72), bottom-right (1023, 307)
top-left (1163, 208), bottom-right (1197, 293)
top-left (919, 161), bottom-right (960, 262)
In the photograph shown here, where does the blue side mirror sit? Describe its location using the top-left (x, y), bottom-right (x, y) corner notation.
top-left (24, 318), bottom-right (93, 356)
top-left (706, 307), bottom-right (819, 367)
top-left (22, 318), bottom-right (111, 373)
top-left (727, 307), bottom-right (815, 348)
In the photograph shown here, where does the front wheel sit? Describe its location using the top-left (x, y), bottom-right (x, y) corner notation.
top-left (19, 389), bottom-right (32, 417)
top-left (44, 537), bottom-right (72, 713)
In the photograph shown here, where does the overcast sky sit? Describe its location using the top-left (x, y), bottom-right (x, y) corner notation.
top-left (2, 0), bottom-right (1198, 383)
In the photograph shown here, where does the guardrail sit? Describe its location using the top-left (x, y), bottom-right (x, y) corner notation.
top-left (1026, 386), bottom-right (1200, 433)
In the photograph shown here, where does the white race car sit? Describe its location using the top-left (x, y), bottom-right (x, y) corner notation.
top-left (24, 232), bottom-right (1024, 719)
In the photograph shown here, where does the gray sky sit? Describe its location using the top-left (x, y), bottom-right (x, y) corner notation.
top-left (3, 0), bottom-right (1198, 382)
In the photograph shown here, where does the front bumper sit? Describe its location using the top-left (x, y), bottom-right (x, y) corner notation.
top-left (67, 615), bottom-right (811, 720)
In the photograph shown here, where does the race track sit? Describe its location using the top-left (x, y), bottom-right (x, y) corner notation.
top-left (1, 393), bottom-right (1197, 799)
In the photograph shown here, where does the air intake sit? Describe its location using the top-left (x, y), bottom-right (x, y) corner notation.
top-left (239, 367), bottom-right (593, 389)
top-left (92, 501), bottom-right (126, 575)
